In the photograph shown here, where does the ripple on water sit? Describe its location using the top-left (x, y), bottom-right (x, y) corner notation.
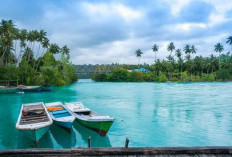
top-left (0, 80), bottom-right (232, 148)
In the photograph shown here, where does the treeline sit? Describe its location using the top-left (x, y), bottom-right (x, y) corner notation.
top-left (0, 20), bottom-right (77, 86)
top-left (92, 36), bottom-right (232, 82)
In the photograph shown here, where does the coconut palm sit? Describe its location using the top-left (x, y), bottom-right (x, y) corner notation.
top-left (135, 49), bottom-right (143, 66)
top-left (152, 44), bottom-right (159, 63)
top-left (33, 30), bottom-right (47, 69)
top-left (0, 20), bottom-right (16, 66)
top-left (226, 36), bottom-right (232, 48)
top-left (214, 43), bottom-right (224, 69)
top-left (61, 45), bottom-right (70, 56)
top-left (35, 37), bottom-right (49, 70)
top-left (49, 43), bottom-right (60, 54)
top-left (184, 44), bottom-right (191, 55)
top-left (167, 42), bottom-right (175, 56)
top-left (191, 45), bottom-right (197, 58)
top-left (17, 29), bottom-right (27, 64)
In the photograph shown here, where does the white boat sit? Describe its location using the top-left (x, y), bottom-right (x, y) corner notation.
top-left (65, 102), bottom-right (114, 136)
top-left (16, 102), bottom-right (53, 143)
top-left (45, 102), bottom-right (75, 129)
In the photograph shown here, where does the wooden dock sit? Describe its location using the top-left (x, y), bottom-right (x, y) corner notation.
top-left (0, 147), bottom-right (231, 156)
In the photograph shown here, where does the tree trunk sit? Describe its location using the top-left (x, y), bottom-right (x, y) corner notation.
top-left (33, 44), bottom-right (40, 69)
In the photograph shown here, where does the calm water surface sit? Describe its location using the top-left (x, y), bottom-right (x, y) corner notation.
top-left (0, 79), bottom-right (232, 149)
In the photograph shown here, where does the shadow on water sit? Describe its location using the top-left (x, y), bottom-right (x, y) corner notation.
top-left (50, 124), bottom-right (77, 148)
top-left (73, 121), bottom-right (112, 147)
top-left (16, 130), bottom-right (54, 148)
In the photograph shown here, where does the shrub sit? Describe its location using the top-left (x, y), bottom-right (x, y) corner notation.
top-left (158, 72), bottom-right (168, 82)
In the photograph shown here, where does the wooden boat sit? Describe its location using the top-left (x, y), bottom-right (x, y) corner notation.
top-left (20, 86), bottom-right (42, 92)
top-left (41, 85), bottom-right (53, 91)
top-left (65, 102), bottom-right (114, 136)
top-left (45, 102), bottom-right (75, 129)
top-left (0, 86), bottom-right (19, 94)
top-left (16, 102), bottom-right (53, 143)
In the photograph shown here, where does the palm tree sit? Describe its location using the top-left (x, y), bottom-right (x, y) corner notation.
top-left (135, 49), bottom-right (143, 66)
top-left (18, 29), bottom-right (27, 65)
top-left (175, 49), bottom-right (183, 73)
top-left (226, 36), bottom-right (232, 49)
top-left (49, 43), bottom-right (60, 54)
top-left (184, 44), bottom-right (191, 55)
top-left (35, 37), bottom-right (49, 70)
top-left (33, 30), bottom-right (47, 69)
top-left (214, 43), bottom-right (224, 69)
top-left (191, 45), bottom-right (197, 58)
top-left (152, 44), bottom-right (159, 63)
top-left (167, 42), bottom-right (175, 57)
top-left (0, 20), bottom-right (16, 66)
top-left (61, 45), bottom-right (70, 56)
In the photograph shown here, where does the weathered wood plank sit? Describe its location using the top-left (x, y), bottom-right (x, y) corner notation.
top-left (0, 147), bottom-right (231, 157)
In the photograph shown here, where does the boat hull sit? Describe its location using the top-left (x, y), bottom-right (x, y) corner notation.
top-left (21, 125), bottom-right (50, 142)
top-left (41, 85), bottom-right (53, 91)
top-left (54, 120), bottom-right (73, 129)
top-left (21, 86), bottom-right (42, 92)
top-left (76, 119), bottom-right (114, 136)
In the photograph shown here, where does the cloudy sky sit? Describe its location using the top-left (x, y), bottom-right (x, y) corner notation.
top-left (1, 0), bottom-right (232, 65)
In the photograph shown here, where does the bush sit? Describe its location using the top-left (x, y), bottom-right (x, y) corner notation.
top-left (201, 73), bottom-right (215, 81)
top-left (110, 68), bottom-right (129, 82)
top-left (129, 71), bottom-right (144, 82)
top-left (216, 69), bottom-right (230, 81)
top-left (158, 72), bottom-right (168, 82)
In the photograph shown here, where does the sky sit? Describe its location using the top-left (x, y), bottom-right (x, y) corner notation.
top-left (1, 0), bottom-right (232, 65)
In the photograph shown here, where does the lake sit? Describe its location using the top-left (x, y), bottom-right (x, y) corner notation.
top-left (0, 79), bottom-right (232, 149)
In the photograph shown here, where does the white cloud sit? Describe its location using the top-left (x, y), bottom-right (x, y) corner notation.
top-left (164, 0), bottom-right (191, 15)
top-left (174, 23), bottom-right (207, 31)
top-left (82, 2), bottom-right (143, 21)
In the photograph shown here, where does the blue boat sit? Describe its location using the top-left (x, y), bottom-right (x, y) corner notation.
top-left (45, 102), bottom-right (75, 129)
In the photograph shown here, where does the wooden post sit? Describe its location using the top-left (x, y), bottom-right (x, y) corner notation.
top-left (88, 136), bottom-right (91, 148)
top-left (125, 137), bottom-right (129, 148)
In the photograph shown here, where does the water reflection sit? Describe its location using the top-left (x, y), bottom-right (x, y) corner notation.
top-left (73, 121), bottom-right (112, 147)
top-left (16, 131), bottom-right (54, 148)
top-left (50, 125), bottom-right (77, 148)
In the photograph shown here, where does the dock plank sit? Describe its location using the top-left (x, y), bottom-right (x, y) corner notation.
top-left (0, 147), bottom-right (231, 157)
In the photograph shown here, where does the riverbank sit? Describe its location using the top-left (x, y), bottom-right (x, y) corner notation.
top-left (92, 68), bottom-right (231, 82)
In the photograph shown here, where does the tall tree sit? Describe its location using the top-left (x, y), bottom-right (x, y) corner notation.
top-left (167, 42), bottom-right (175, 56)
top-left (191, 45), bottom-right (197, 58)
top-left (135, 49), bottom-right (143, 66)
top-left (175, 49), bottom-right (183, 73)
top-left (214, 43), bottom-right (224, 69)
top-left (226, 36), bottom-right (232, 49)
top-left (152, 44), bottom-right (159, 63)
top-left (0, 20), bottom-right (16, 66)
top-left (49, 43), bottom-right (60, 54)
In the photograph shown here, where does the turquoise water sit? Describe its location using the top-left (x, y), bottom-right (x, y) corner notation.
top-left (0, 79), bottom-right (232, 149)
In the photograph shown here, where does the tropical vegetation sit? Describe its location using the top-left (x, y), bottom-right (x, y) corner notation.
top-left (92, 37), bottom-right (232, 82)
top-left (0, 19), bottom-right (77, 86)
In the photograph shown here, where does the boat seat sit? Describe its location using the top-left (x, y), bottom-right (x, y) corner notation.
top-left (51, 110), bottom-right (68, 115)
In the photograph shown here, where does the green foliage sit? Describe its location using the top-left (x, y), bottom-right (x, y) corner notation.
top-left (129, 71), bottom-right (144, 82)
top-left (158, 72), bottom-right (168, 82)
top-left (216, 69), bottom-right (230, 80)
top-left (108, 68), bottom-right (129, 82)
top-left (0, 20), bottom-right (78, 86)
